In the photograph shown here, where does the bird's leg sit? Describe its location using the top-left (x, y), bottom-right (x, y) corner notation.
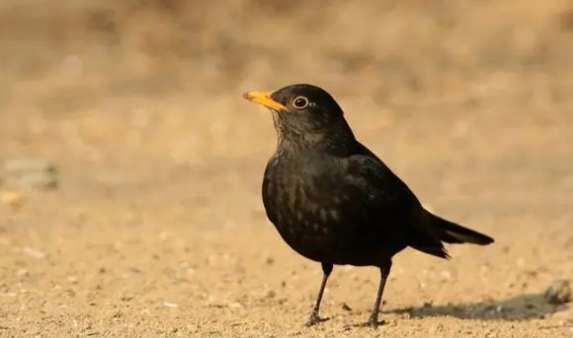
top-left (306, 262), bottom-right (333, 326)
top-left (366, 260), bottom-right (392, 328)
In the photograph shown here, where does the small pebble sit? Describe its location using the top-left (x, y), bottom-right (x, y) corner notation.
top-left (265, 290), bottom-right (276, 299)
top-left (2, 159), bottom-right (55, 173)
top-left (22, 247), bottom-right (46, 259)
top-left (341, 302), bottom-right (352, 311)
top-left (544, 280), bottom-right (571, 305)
top-left (1, 159), bottom-right (59, 190)
top-left (440, 270), bottom-right (453, 281)
top-left (1, 191), bottom-right (25, 209)
top-left (15, 172), bottom-right (59, 190)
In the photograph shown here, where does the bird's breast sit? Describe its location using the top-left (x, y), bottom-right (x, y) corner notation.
top-left (264, 176), bottom-right (338, 233)
top-left (262, 156), bottom-right (355, 261)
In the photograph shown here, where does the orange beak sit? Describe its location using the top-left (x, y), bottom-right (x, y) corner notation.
top-left (243, 91), bottom-right (287, 111)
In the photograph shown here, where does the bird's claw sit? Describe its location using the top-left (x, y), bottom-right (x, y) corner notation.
top-left (305, 312), bottom-right (328, 326)
top-left (360, 316), bottom-right (384, 329)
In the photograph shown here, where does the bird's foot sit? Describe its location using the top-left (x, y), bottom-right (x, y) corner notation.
top-left (358, 315), bottom-right (384, 329)
top-left (345, 319), bottom-right (385, 330)
top-left (305, 312), bottom-right (328, 327)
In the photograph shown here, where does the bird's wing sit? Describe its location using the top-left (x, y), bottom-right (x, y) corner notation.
top-left (339, 146), bottom-right (449, 257)
top-left (343, 146), bottom-right (435, 232)
top-left (342, 150), bottom-right (421, 221)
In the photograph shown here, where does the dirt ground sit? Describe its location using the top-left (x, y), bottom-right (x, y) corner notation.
top-left (1, 1), bottom-right (573, 337)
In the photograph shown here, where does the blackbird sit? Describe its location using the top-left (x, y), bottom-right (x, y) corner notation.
top-left (243, 84), bottom-right (493, 328)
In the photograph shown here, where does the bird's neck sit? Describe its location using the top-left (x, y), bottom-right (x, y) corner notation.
top-left (274, 119), bottom-right (358, 157)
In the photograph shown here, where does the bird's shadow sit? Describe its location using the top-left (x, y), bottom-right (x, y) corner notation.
top-left (384, 293), bottom-right (569, 321)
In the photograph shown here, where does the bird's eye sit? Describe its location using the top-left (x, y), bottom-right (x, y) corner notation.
top-left (292, 96), bottom-right (309, 109)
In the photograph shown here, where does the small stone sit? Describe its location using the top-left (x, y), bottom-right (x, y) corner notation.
top-left (341, 302), bottom-right (352, 311)
top-left (440, 270), bottom-right (453, 281)
top-left (15, 172), bottom-right (59, 190)
top-left (1, 191), bottom-right (25, 209)
top-left (1, 159), bottom-right (59, 190)
top-left (3, 159), bottom-right (55, 173)
top-left (22, 247), bottom-right (46, 259)
top-left (545, 280), bottom-right (571, 305)
top-left (120, 295), bottom-right (134, 302)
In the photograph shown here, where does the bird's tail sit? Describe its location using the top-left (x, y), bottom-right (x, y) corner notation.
top-left (431, 214), bottom-right (494, 245)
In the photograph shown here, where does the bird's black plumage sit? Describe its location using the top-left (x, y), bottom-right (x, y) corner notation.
top-left (244, 84), bottom-right (494, 327)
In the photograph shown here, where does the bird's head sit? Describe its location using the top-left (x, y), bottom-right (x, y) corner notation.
top-left (244, 84), bottom-right (355, 153)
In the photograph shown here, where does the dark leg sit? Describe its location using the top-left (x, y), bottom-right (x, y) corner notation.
top-left (366, 260), bottom-right (392, 328)
top-left (306, 262), bottom-right (333, 326)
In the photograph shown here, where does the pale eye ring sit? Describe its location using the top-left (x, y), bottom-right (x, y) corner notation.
top-left (292, 96), bottom-right (309, 109)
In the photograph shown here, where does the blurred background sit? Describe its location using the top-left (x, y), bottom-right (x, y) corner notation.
top-left (2, 0), bottom-right (573, 164)
top-left (1, 1), bottom-right (572, 337)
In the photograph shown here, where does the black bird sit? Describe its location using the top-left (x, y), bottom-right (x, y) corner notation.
top-left (243, 84), bottom-right (493, 328)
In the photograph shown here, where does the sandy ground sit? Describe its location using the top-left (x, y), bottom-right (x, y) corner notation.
top-left (1, 1), bottom-right (573, 337)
